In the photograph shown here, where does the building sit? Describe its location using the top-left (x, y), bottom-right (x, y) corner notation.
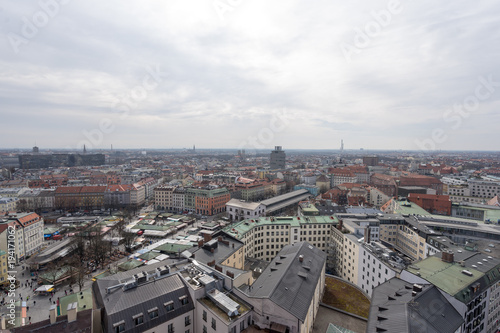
top-left (270, 146), bottom-right (286, 170)
top-left (0, 212), bottom-right (44, 263)
top-left (293, 184), bottom-right (320, 196)
top-left (154, 185), bottom-right (176, 211)
top-left (221, 215), bottom-right (337, 262)
top-left (407, 193), bottom-right (452, 215)
top-left (368, 187), bottom-right (391, 208)
top-left (0, 197), bottom-right (18, 212)
top-left (18, 153), bottom-right (105, 169)
top-left (54, 186), bottom-right (107, 210)
top-left (363, 156), bottom-right (379, 166)
top-left (193, 186), bottom-right (231, 216)
top-left (367, 278), bottom-right (463, 333)
top-left (469, 180), bottom-right (500, 199)
top-left (92, 265), bottom-right (195, 333)
top-left (328, 168), bottom-right (357, 188)
top-left (234, 242), bottom-right (326, 333)
top-left (226, 199), bottom-right (266, 221)
top-left (451, 203), bottom-right (500, 223)
top-left (401, 249), bottom-right (500, 333)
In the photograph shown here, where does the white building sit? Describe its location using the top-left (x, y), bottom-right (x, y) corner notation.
top-left (226, 199), bottom-right (266, 221)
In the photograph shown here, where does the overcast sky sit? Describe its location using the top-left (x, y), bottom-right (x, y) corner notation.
top-left (1, 0), bottom-right (499, 151)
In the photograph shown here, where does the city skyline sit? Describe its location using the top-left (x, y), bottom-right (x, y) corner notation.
top-left (1, 1), bottom-right (499, 151)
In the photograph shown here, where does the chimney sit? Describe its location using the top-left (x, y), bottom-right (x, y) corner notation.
top-left (218, 236), bottom-right (223, 242)
top-left (299, 255), bottom-right (304, 263)
top-left (210, 248), bottom-right (214, 253)
top-left (337, 219), bottom-right (343, 231)
top-left (198, 240), bottom-right (204, 248)
top-left (1, 315), bottom-right (6, 330)
top-left (441, 250), bottom-right (454, 263)
top-left (49, 305), bottom-right (57, 324)
top-left (364, 226), bottom-right (371, 244)
top-left (203, 233), bottom-right (212, 243)
top-left (67, 302), bottom-right (78, 323)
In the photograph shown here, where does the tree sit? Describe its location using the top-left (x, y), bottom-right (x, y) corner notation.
top-left (86, 227), bottom-right (111, 269)
top-left (16, 199), bottom-right (28, 212)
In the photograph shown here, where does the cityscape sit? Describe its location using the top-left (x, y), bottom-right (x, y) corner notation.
top-left (1, 1), bottom-right (500, 333)
top-left (1, 147), bottom-right (500, 333)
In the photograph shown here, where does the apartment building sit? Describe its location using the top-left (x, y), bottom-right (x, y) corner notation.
top-left (154, 185), bottom-right (176, 211)
top-left (469, 180), bottom-right (500, 199)
top-left (221, 215), bottom-right (337, 263)
top-left (328, 168), bottom-right (357, 187)
top-left (0, 212), bottom-right (44, 263)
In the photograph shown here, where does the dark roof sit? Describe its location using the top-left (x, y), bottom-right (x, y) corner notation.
top-left (11, 309), bottom-right (92, 333)
top-left (192, 236), bottom-right (244, 265)
top-left (93, 272), bottom-right (194, 333)
top-left (367, 278), bottom-right (463, 333)
top-left (245, 242), bottom-right (326, 322)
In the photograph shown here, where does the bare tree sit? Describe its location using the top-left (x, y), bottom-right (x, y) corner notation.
top-left (16, 199), bottom-right (28, 212)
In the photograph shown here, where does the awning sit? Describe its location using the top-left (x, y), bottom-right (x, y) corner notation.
top-left (35, 285), bottom-right (54, 292)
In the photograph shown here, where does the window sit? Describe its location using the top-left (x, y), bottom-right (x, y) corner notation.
top-left (203, 326), bottom-right (207, 333)
top-left (133, 314), bottom-right (144, 326)
top-left (165, 301), bottom-right (174, 312)
top-left (185, 315), bottom-right (191, 326)
top-left (240, 321), bottom-right (245, 331)
top-left (212, 318), bottom-right (216, 330)
top-left (185, 330), bottom-right (190, 333)
top-left (168, 323), bottom-right (174, 333)
top-left (148, 308), bottom-right (159, 319)
top-left (113, 321), bottom-right (125, 333)
top-left (180, 296), bottom-right (189, 305)
top-left (203, 310), bottom-right (207, 322)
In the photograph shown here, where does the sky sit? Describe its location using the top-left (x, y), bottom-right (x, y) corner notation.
top-left (0, 0), bottom-right (499, 152)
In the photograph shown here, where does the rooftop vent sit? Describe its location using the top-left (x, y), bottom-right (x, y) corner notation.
top-left (461, 270), bottom-right (473, 277)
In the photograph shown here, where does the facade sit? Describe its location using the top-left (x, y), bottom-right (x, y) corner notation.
top-left (0, 197), bottom-right (18, 212)
top-left (0, 212), bottom-right (44, 263)
top-left (19, 153), bottom-right (105, 169)
top-left (154, 186), bottom-right (176, 211)
top-left (226, 199), bottom-right (266, 221)
top-left (193, 187), bottom-right (231, 216)
top-left (368, 187), bottom-right (390, 208)
top-left (104, 185), bottom-right (133, 207)
top-left (54, 186), bottom-right (107, 210)
top-left (407, 193), bottom-right (452, 215)
top-left (469, 180), bottom-right (500, 199)
top-left (270, 146), bottom-right (286, 170)
top-left (328, 168), bottom-right (357, 187)
top-left (172, 187), bottom-right (185, 212)
top-left (221, 215), bottom-right (337, 263)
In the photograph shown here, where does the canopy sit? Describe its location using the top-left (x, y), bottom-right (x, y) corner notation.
top-left (35, 285), bottom-right (54, 292)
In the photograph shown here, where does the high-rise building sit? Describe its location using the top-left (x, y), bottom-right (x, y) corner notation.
top-left (270, 146), bottom-right (286, 170)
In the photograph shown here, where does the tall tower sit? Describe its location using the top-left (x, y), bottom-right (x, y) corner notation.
top-left (270, 146), bottom-right (286, 170)
top-left (340, 139), bottom-right (344, 153)
top-left (83, 144), bottom-right (87, 154)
